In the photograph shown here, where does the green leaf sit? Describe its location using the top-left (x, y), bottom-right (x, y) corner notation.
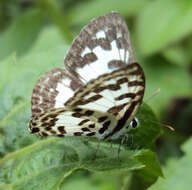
top-left (0, 9), bottom-right (44, 61)
top-left (141, 60), bottom-right (192, 115)
top-left (129, 150), bottom-right (164, 190)
top-left (136, 0), bottom-right (192, 55)
top-left (148, 137), bottom-right (192, 190)
top-left (61, 171), bottom-right (120, 190)
top-left (134, 103), bottom-right (163, 149)
top-left (36, 0), bottom-right (73, 42)
top-left (0, 26), bottom-right (66, 116)
top-left (162, 36), bottom-right (192, 66)
top-left (29, 26), bottom-right (66, 54)
top-left (70, 0), bottom-right (150, 25)
top-left (0, 138), bottom-right (162, 189)
top-left (162, 46), bottom-right (191, 66)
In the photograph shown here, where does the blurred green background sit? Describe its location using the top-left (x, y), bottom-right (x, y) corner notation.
top-left (0, 0), bottom-right (192, 190)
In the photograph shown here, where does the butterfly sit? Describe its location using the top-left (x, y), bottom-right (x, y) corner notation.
top-left (29, 12), bottom-right (145, 140)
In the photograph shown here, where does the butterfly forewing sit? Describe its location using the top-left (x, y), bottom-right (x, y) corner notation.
top-left (64, 13), bottom-right (135, 85)
top-left (64, 62), bottom-right (145, 139)
top-left (66, 63), bottom-right (145, 119)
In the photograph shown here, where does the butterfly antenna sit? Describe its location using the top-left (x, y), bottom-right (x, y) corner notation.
top-left (163, 124), bottom-right (175, 131)
top-left (151, 120), bottom-right (175, 131)
top-left (140, 117), bottom-right (175, 131)
top-left (145, 88), bottom-right (161, 103)
top-left (142, 88), bottom-right (175, 131)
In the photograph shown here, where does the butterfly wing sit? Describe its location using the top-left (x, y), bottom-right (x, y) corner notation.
top-left (65, 62), bottom-right (145, 139)
top-left (29, 107), bottom-right (117, 139)
top-left (29, 63), bottom-right (144, 140)
top-left (30, 63), bottom-right (145, 140)
top-left (66, 63), bottom-right (145, 118)
top-left (64, 12), bottom-right (135, 84)
top-left (31, 68), bottom-right (83, 117)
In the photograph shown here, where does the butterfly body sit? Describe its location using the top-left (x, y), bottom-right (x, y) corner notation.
top-left (29, 13), bottom-right (145, 140)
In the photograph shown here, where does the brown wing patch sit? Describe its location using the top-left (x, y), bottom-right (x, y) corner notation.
top-left (64, 13), bottom-right (135, 86)
top-left (31, 68), bottom-right (83, 117)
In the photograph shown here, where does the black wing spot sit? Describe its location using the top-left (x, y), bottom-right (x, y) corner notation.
top-left (86, 132), bottom-right (95, 136)
top-left (99, 120), bottom-right (111, 134)
top-left (31, 127), bottom-right (39, 133)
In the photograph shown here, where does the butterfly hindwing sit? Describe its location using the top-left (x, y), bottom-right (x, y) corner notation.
top-left (31, 68), bottom-right (83, 117)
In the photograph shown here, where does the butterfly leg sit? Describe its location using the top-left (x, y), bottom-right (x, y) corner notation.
top-left (117, 134), bottom-right (128, 160)
top-left (130, 133), bottom-right (134, 149)
top-left (92, 140), bottom-right (101, 160)
top-left (129, 134), bottom-right (140, 150)
top-left (110, 140), bottom-right (113, 150)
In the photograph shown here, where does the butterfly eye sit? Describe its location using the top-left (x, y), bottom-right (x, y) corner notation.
top-left (130, 117), bottom-right (139, 129)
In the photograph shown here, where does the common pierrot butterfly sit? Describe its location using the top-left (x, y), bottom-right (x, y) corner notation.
top-left (29, 13), bottom-right (145, 140)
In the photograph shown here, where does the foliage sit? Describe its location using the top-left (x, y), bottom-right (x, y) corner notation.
top-left (149, 137), bottom-right (192, 190)
top-left (0, 0), bottom-right (192, 189)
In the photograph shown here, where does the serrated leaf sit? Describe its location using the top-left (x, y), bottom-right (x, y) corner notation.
top-left (136, 0), bottom-right (192, 55)
top-left (0, 138), bottom-right (162, 190)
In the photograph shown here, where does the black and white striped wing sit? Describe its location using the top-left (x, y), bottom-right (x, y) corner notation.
top-left (66, 63), bottom-right (144, 118)
top-left (64, 12), bottom-right (135, 84)
top-left (65, 62), bottom-right (145, 139)
top-left (29, 107), bottom-right (117, 139)
top-left (29, 68), bottom-right (116, 139)
top-left (29, 63), bottom-right (145, 140)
